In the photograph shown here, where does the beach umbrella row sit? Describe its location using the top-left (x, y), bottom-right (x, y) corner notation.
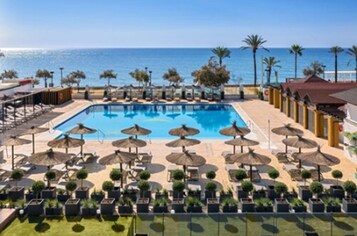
top-left (272, 123), bottom-right (304, 153)
top-left (67, 123), bottom-right (97, 156)
top-left (3, 136), bottom-right (31, 170)
top-left (22, 126), bottom-right (49, 154)
top-left (220, 120), bottom-right (252, 154)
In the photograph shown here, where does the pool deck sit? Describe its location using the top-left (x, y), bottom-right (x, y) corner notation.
top-left (0, 98), bottom-right (355, 193)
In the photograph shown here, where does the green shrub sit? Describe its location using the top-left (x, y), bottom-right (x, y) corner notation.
top-left (45, 170), bottom-right (56, 188)
top-left (76, 169), bottom-right (88, 188)
top-left (241, 180), bottom-right (253, 194)
top-left (10, 169), bottom-right (24, 187)
top-left (290, 198), bottom-right (305, 207)
top-left (309, 181), bottom-right (324, 197)
top-left (268, 168), bottom-right (279, 182)
top-left (137, 180), bottom-right (151, 192)
top-left (343, 180), bottom-right (357, 197)
top-left (65, 181), bottom-right (77, 193)
top-left (172, 181), bottom-right (185, 192)
top-left (235, 169), bottom-right (247, 182)
top-left (206, 170), bottom-right (216, 180)
top-left (102, 181), bottom-right (114, 192)
top-left (274, 182), bottom-right (288, 197)
top-left (109, 169), bottom-right (122, 181)
top-left (322, 197), bottom-right (341, 206)
top-left (205, 181), bottom-right (217, 192)
top-left (139, 170), bottom-right (151, 180)
top-left (301, 170), bottom-right (311, 186)
top-left (172, 170), bottom-right (185, 181)
top-left (331, 170), bottom-right (343, 185)
top-left (222, 198), bottom-right (238, 207)
top-left (32, 181), bottom-right (46, 198)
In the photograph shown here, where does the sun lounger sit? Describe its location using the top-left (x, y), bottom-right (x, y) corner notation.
top-left (275, 152), bottom-right (290, 163)
top-left (187, 167), bottom-right (199, 181)
top-left (284, 164), bottom-right (322, 181)
top-left (194, 94), bottom-right (201, 102)
top-left (186, 93), bottom-right (193, 101)
top-left (138, 153), bottom-right (152, 164)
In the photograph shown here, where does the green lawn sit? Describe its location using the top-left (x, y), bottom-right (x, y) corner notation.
top-left (1, 216), bottom-right (133, 236)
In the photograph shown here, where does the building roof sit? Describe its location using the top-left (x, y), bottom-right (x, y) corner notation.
top-left (302, 90), bottom-right (345, 106)
top-left (285, 74), bottom-right (328, 84)
top-left (330, 87), bottom-right (357, 106)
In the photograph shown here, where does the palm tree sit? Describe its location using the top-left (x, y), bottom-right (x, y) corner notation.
top-left (263, 57), bottom-right (281, 83)
top-left (329, 46), bottom-right (344, 83)
top-left (289, 44), bottom-right (304, 78)
top-left (35, 69), bottom-right (51, 88)
top-left (99, 69), bottom-right (117, 86)
top-left (70, 70), bottom-right (86, 92)
top-left (211, 47), bottom-right (231, 67)
top-left (1, 70), bottom-right (18, 79)
top-left (241, 35), bottom-right (269, 86)
top-left (346, 45), bottom-right (357, 82)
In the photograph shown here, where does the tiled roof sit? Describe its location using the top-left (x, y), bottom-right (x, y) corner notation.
top-left (330, 87), bottom-right (357, 106)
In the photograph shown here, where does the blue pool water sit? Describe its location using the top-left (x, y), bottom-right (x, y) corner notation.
top-left (54, 104), bottom-right (246, 140)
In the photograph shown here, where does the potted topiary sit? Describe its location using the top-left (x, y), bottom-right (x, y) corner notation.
top-left (108, 169), bottom-right (122, 201)
top-left (298, 170), bottom-right (312, 201)
top-left (136, 180), bottom-right (150, 213)
top-left (252, 187), bottom-right (266, 200)
top-left (290, 198), bottom-right (307, 212)
top-left (57, 188), bottom-right (70, 202)
top-left (329, 170), bottom-right (344, 199)
top-left (27, 180), bottom-right (46, 216)
top-left (64, 181), bottom-right (77, 200)
top-left (172, 169), bottom-right (185, 182)
top-left (138, 170), bottom-right (151, 199)
top-left (102, 181), bottom-right (114, 197)
top-left (118, 197), bottom-right (133, 215)
top-left (8, 169), bottom-right (25, 201)
top-left (255, 198), bottom-right (273, 212)
top-left (153, 198), bottom-right (168, 213)
top-left (186, 197), bottom-right (202, 213)
top-left (65, 198), bottom-right (81, 216)
top-left (205, 181), bottom-right (217, 200)
top-left (75, 169), bottom-right (89, 199)
top-left (42, 170), bottom-right (57, 199)
top-left (309, 181), bottom-right (325, 213)
top-left (155, 188), bottom-right (168, 200)
top-left (91, 189), bottom-right (105, 203)
top-left (219, 187), bottom-right (233, 203)
top-left (267, 168), bottom-right (279, 200)
top-left (235, 170), bottom-right (248, 199)
top-left (342, 180), bottom-right (357, 212)
top-left (100, 197), bottom-right (116, 215)
top-left (239, 180), bottom-right (255, 212)
top-left (274, 183), bottom-right (290, 212)
top-left (81, 199), bottom-right (98, 216)
top-left (122, 187), bottom-right (137, 202)
top-left (45, 199), bottom-right (63, 216)
top-left (172, 181), bottom-right (185, 199)
top-left (222, 198), bottom-right (238, 213)
top-left (323, 197), bottom-right (341, 212)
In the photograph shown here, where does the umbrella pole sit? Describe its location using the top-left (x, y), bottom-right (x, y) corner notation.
top-left (66, 148), bottom-right (68, 154)
top-left (11, 145), bottom-right (14, 170)
top-left (120, 163), bottom-right (123, 188)
top-left (241, 145), bottom-right (243, 153)
top-left (32, 134), bottom-right (35, 154)
top-left (285, 136), bottom-right (288, 154)
top-left (318, 165), bottom-right (321, 182)
top-left (250, 165), bottom-right (252, 181)
top-left (183, 165), bottom-right (186, 182)
top-left (298, 148), bottom-right (302, 168)
top-left (80, 134), bottom-right (83, 156)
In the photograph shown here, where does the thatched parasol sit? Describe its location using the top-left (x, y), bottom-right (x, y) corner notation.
top-left (22, 126), bottom-right (49, 154)
top-left (4, 135), bottom-right (31, 170)
top-left (296, 146), bottom-right (340, 182)
top-left (47, 134), bottom-right (85, 153)
top-left (112, 136), bottom-right (147, 153)
top-left (169, 124), bottom-right (200, 137)
top-left (165, 136), bottom-right (201, 151)
top-left (67, 123), bottom-right (97, 156)
top-left (121, 124), bottom-right (152, 137)
top-left (228, 148), bottom-right (271, 181)
top-left (219, 120), bottom-right (251, 137)
top-left (28, 149), bottom-right (72, 167)
top-left (225, 136), bottom-right (259, 154)
top-left (272, 124), bottom-right (304, 153)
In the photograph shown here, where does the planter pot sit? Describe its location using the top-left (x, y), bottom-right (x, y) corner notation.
top-left (219, 193), bottom-right (233, 203)
top-left (155, 192), bottom-right (168, 200)
top-left (205, 191), bottom-right (216, 201)
top-left (140, 190), bottom-right (151, 200)
top-left (136, 198), bottom-right (149, 213)
top-left (207, 198), bottom-right (220, 213)
top-left (153, 205), bottom-right (168, 213)
top-left (91, 194), bottom-right (105, 203)
top-left (240, 198), bottom-right (255, 212)
top-left (274, 198), bottom-right (290, 212)
top-left (100, 198), bottom-right (116, 215)
top-left (283, 192), bottom-right (298, 201)
top-left (25, 192), bottom-right (35, 202)
top-left (187, 206), bottom-right (202, 213)
top-left (267, 186), bottom-right (278, 200)
top-left (342, 198), bottom-right (357, 213)
top-left (329, 186), bottom-right (345, 200)
top-left (171, 199), bottom-right (185, 213)
top-left (187, 192), bottom-right (201, 199)
top-left (123, 192), bottom-right (137, 202)
top-left (27, 199), bottom-right (44, 216)
top-left (222, 205), bottom-right (238, 213)
top-left (309, 199), bottom-right (325, 213)
top-left (326, 204), bottom-right (341, 213)
top-left (237, 189), bottom-right (247, 199)
top-left (118, 205), bottom-right (133, 215)
top-left (82, 207), bottom-right (97, 216)
top-left (57, 194), bottom-right (71, 203)
top-left (108, 188), bottom-right (121, 202)
top-left (253, 190), bottom-right (266, 200)
top-left (41, 188), bottom-right (56, 199)
top-left (65, 198), bottom-right (81, 216)
top-left (298, 186), bottom-right (312, 202)
top-left (8, 187), bottom-right (25, 201)
top-left (256, 205), bottom-right (273, 212)
top-left (46, 207), bottom-right (63, 216)
top-left (75, 187), bottom-right (89, 200)
top-left (0, 192), bottom-right (8, 201)
top-left (173, 191), bottom-right (184, 199)
top-left (293, 205), bottom-right (307, 212)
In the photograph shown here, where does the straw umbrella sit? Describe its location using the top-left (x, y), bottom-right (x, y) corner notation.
top-left (220, 120), bottom-right (251, 153)
top-left (22, 126), bottom-right (49, 154)
top-left (121, 124), bottom-right (152, 138)
top-left (47, 134), bottom-right (85, 153)
top-left (296, 147), bottom-right (340, 182)
top-left (67, 123), bottom-right (97, 156)
top-left (225, 136), bottom-right (259, 154)
top-left (282, 135), bottom-right (318, 168)
top-left (4, 136), bottom-right (31, 170)
top-left (112, 136), bottom-right (147, 154)
top-left (166, 136), bottom-right (201, 152)
top-left (99, 150), bottom-right (137, 187)
top-left (272, 124), bottom-right (304, 153)
top-left (229, 148), bottom-right (271, 181)
top-left (169, 124), bottom-right (200, 137)
top-left (28, 148), bottom-right (72, 167)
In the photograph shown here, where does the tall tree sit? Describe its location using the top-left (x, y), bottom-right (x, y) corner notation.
top-left (69, 70), bottom-right (86, 92)
top-left (99, 69), bottom-right (117, 86)
top-left (289, 44), bottom-right (304, 79)
top-left (241, 34), bottom-right (269, 86)
top-left (303, 61), bottom-right (324, 76)
top-left (129, 69), bottom-right (149, 87)
top-left (35, 69), bottom-right (51, 88)
top-left (346, 45), bottom-right (357, 82)
top-left (191, 58), bottom-right (230, 87)
top-left (61, 75), bottom-right (77, 87)
top-left (329, 46), bottom-right (344, 83)
top-left (162, 68), bottom-right (183, 85)
top-left (263, 57), bottom-right (281, 83)
top-left (1, 70), bottom-right (18, 79)
top-left (211, 47), bottom-right (231, 67)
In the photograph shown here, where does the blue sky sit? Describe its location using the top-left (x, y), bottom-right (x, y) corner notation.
top-left (0, 0), bottom-right (356, 48)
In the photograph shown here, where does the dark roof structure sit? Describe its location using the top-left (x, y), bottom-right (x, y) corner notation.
top-left (330, 87), bottom-right (357, 106)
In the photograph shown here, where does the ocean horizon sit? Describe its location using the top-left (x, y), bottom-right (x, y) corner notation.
top-left (0, 48), bottom-right (355, 87)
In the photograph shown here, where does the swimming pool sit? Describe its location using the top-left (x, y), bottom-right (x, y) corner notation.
top-left (54, 104), bottom-right (247, 140)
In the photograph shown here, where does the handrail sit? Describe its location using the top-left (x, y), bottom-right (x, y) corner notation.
top-left (47, 121), bottom-right (56, 134)
top-left (97, 129), bottom-right (105, 144)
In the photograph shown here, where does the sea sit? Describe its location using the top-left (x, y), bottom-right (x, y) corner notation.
top-left (0, 48), bottom-right (355, 87)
